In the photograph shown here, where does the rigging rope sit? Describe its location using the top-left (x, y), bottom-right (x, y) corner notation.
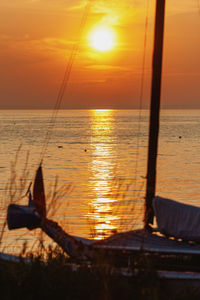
top-left (116, 0), bottom-right (150, 231)
top-left (38, 0), bottom-right (150, 234)
top-left (40, 2), bottom-right (92, 163)
top-left (130, 0), bottom-right (150, 230)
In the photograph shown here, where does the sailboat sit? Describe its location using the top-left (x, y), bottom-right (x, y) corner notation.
top-left (5, 0), bottom-right (200, 279)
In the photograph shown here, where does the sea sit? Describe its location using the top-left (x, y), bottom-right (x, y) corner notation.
top-left (0, 109), bottom-right (200, 255)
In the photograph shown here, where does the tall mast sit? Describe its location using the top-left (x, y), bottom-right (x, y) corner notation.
top-left (145, 0), bottom-right (166, 227)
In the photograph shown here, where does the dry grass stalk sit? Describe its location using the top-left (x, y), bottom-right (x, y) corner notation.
top-left (0, 147), bottom-right (73, 257)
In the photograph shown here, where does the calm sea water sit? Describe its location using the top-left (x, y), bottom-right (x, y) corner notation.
top-left (0, 109), bottom-right (200, 254)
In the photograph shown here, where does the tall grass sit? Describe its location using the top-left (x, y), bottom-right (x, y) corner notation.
top-left (1, 151), bottom-right (200, 299)
top-left (0, 148), bottom-right (73, 256)
top-left (1, 246), bottom-right (200, 300)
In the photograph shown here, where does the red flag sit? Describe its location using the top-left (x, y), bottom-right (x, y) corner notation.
top-left (33, 165), bottom-right (46, 218)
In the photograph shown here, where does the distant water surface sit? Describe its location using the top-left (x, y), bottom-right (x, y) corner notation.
top-left (0, 109), bottom-right (199, 254)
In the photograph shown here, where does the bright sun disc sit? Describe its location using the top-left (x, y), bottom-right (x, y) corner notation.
top-left (89, 27), bottom-right (115, 52)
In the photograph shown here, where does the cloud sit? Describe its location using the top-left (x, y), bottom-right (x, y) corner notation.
top-left (66, 0), bottom-right (141, 28)
top-left (164, 72), bottom-right (200, 77)
top-left (0, 34), bottom-right (74, 53)
top-left (86, 64), bottom-right (128, 71)
top-left (42, 38), bottom-right (74, 50)
top-left (70, 78), bottom-right (106, 84)
top-left (67, 0), bottom-right (88, 11)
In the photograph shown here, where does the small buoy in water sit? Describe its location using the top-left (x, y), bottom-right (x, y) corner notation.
top-left (58, 145), bottom-right (63, 148)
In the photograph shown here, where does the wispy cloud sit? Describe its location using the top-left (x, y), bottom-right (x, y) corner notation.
top-left (67, 0), bottom-right (88, 11)
top-left (0, 34), bottom-right (74, 51)
top-left (86, 64), bottom-right (128, 71)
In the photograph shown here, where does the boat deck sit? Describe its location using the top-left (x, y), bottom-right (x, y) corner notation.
top-left (94, 229), bottom-right (200, 255)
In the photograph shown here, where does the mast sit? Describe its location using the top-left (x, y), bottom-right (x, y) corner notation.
top-left (145, 0), bottom-right (166, 227)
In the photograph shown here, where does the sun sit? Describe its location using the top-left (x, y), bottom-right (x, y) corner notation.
top-left (89, 26), bottom-right (116, 52)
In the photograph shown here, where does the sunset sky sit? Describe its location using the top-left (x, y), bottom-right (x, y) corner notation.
top-left (0, 0), bottom-right (199, 109)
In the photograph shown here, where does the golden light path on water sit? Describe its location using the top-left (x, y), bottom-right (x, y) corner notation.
top-left (0, 109), bottom-right (146, 254)
top-left (1, 109), bottom-right (200, 254)
top-left (87, 110), bottom-right (119, 240)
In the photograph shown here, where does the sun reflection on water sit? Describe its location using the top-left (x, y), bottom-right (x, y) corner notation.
top-left (87, 109), bottom-right (119, 240)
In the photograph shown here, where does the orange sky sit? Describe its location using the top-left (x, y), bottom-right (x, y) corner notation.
top-left (0, 0), bottom-right (199, 109)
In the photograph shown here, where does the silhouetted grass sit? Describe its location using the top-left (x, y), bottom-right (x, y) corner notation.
top-left (0, 246), bottom-right (200, 300)
top-left (0, 148), bottom-right (73, 255)
top-left (1, 151), bottom-right (200, 299)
